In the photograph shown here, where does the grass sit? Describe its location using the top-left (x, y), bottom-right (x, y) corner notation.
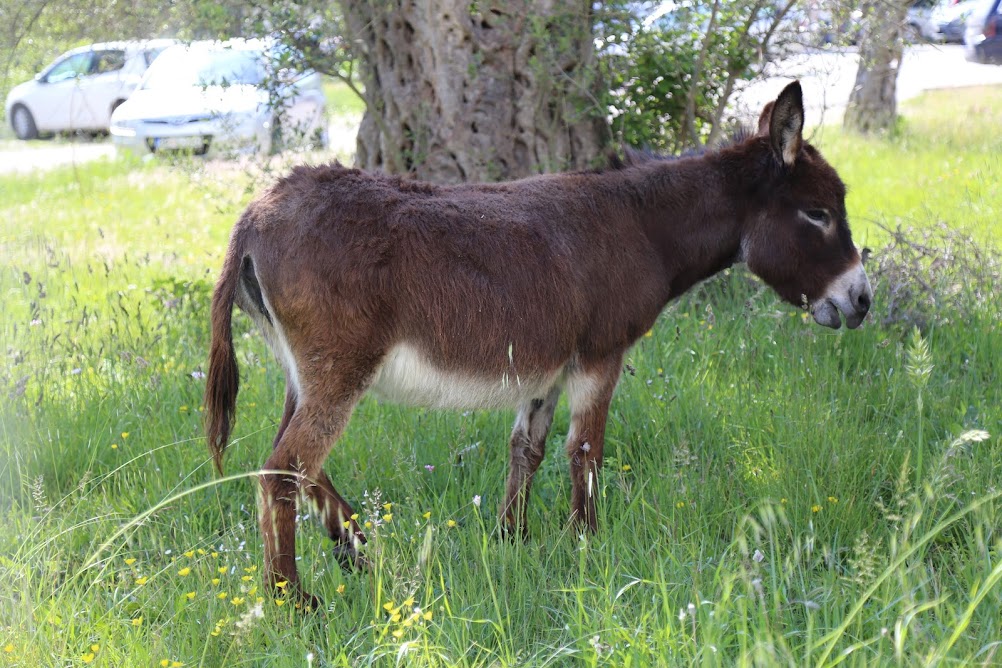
top-left (1, 88), bottom-right (1001, 666)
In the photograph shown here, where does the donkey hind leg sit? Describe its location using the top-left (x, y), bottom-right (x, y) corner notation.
top-left (565, 355), bottom-right (623, 533)
top-left (500, 385), bottom-right (562, 539)
top-left (273, 389), bottom-right (367, 569)
top-left (259, 399), bottom-right (358, 608)
top-left (301, 469), bottom-right (369, 570)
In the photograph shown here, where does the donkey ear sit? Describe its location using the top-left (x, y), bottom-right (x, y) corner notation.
top-left (769, 81), bottom-right (804, 167)
top-left (756, 101), bottom-right (774, 136)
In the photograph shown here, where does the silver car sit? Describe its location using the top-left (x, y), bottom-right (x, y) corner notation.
top-left (110, 39), bottom-right (328, 157)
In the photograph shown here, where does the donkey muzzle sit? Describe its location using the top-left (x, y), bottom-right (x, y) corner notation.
top-left (811, 262), bottom-right (872, 330)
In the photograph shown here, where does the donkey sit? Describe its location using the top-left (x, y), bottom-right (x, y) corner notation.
top-left (205, 81), bottom-right (871, 606)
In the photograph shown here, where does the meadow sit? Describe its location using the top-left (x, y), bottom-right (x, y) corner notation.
top-left (1, 87), bottom-right (1000, 666)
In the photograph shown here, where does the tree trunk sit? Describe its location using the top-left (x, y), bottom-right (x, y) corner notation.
top-left (843, 0), bottom-right (911, 134)
top-left (342, 0), bottom-right (608, 183)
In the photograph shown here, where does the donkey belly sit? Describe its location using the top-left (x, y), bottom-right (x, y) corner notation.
top-left (370, 343), bottom-right (562, 410)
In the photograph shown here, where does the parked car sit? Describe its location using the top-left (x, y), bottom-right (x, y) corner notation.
top-left (110, 39), bottom-right (327, 156)
top-left (930, 0), bottom-right (983, 42)
top-left (965, 0), bottom-right (1002, 62)
top-left (4, 40), bottom-right (175, 140)
top-left (907, 0), bottom-right (942, 41)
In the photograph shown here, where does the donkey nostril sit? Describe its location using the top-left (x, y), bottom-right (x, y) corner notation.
top-left (857, 292), bottom-right (871, 312)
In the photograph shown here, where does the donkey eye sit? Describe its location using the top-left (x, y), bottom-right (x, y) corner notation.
top-left (802, 209), bottom-right (830, 227)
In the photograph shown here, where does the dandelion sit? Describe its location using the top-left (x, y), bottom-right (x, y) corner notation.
top-left (812, 504), bottom-right (822, 513)
top-left (178, 567), bottom-right (191, 577)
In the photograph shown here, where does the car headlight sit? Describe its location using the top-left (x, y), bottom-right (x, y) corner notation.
top-left (110, 119), bottom-right (137, 137)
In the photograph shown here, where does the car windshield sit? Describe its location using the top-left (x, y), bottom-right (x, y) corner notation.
top-left (142, 47), bottom-right (265, 90)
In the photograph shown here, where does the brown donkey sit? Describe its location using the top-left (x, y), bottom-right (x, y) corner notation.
top-left (205, 81), bottom-right (871, 606)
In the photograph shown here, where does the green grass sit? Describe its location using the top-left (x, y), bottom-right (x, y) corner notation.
top-left (813, 85), bottom-right (1002, 248)
top-left (1, 89), bottom-right (1001, 666)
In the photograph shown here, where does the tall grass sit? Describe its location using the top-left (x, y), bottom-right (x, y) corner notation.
top-left (1, 89), bottom-right (1000, 666)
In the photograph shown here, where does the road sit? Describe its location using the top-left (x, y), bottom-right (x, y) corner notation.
top-left (1, 44), bottom-right (1000, 175)
top-left (734, 43), bottom-right (1002, 127)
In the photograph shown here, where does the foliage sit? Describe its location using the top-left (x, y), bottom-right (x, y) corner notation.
top-left (1, 88), bottom-right (1001, 665)
top-left (598, 0), bottom-right (800, 153)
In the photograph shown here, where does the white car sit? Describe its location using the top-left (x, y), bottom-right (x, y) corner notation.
top-left (110, 39), bottom-right (327, 157)
top-left (5, 40), bottom-right (175, 139)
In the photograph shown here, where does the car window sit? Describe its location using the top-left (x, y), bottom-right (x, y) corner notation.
top-left (93, 50), bottom-right (126, 74)
top-left (143, 47), bottom-right (168, 67)
top-left (44, 52), bottom-right (93, 83)
top-left (142, 47), bottom-right (266, 90)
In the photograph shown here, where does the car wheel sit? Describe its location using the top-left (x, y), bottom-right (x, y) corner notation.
top-left (10, 104), bottom-right (39, 140)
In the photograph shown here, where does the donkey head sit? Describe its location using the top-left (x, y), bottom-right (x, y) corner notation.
top-left (742, 82), bottom-right (872, 329)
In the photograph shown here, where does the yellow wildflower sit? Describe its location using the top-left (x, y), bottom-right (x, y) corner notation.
top-left (124, 557), bottom-right (136, 565)
top-left (90, 644), bottom-right (100, 653)
top-left (336, 584), bottom-right (345, 595)
top-left (383, 513), bottom-right (393, 522)
top-left (274, 580), bottom-right (287, 589)
top-left (231, 597), bottom-right (245, 606)
top-left (183, 550), bottom-right (194, 558)
top-left (122, 432), bottom-right (129, 439)
top-left (423, 610), bottom-right (433, 621)
top-left (135, 576), bottom-right (148, 585)
top-left (3, 644), bottom-right (14, 653)
top-left (812, 505), bottom-right (822, 513)
top-left (446, 519), bottom-right (457, 528)
top-left (132, 617), bottom-right (143, 627)
top-left (185, 592), bottom-right (196, 600)
top-left (82, 653), bottom-right (95, 664)
top-left (217, 592), bottom-right (228, 599)
top-left (622, 464), bottom-right (631, 472)
top-left (383, 502), bottom-right (393, 511)
top-left (275, 599), bottom-right (286, 607)
top-left (178, 567), bottom-right (191, 577)
top-left (217, 566), bottom-right (227, 574)
top-left (423, 511), bottom-right (431, 519)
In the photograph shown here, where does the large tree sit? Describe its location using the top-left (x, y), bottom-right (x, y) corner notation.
top-left (339, 1), bottom-right (608, 183)
top-left (843, 0), bottom-right (912, 134)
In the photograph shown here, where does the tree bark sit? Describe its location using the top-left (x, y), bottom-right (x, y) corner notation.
top-left (843, 0), bottom-right (912, 134)
top-left (341, 0), bottom-right (608, 183)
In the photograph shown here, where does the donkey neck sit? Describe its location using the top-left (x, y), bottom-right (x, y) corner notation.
top-left (619, 152), bottom-right (747, 300)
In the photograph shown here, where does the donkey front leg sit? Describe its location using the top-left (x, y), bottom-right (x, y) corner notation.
top-left (565, 356), bottom-right (623, 532)
top-left (500, 385), bottom-right (562, 539)
top-left (259, 400), bottom-right (358, 608)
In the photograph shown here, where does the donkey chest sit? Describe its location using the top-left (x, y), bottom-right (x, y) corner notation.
top-left (370, 343), bottom-right (562, 410)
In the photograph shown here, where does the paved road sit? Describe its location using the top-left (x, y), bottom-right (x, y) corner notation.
top-left (735, 43), bottom-right (1002, 127)
top-left (2, 44), bottom-right (1000, 175)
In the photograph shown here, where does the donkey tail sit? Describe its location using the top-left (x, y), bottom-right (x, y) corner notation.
top-left (205, 225), bottom-right (247, 474)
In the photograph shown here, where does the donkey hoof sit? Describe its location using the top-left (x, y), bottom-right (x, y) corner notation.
top-left (332, 543), bottom-right (371, 572)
